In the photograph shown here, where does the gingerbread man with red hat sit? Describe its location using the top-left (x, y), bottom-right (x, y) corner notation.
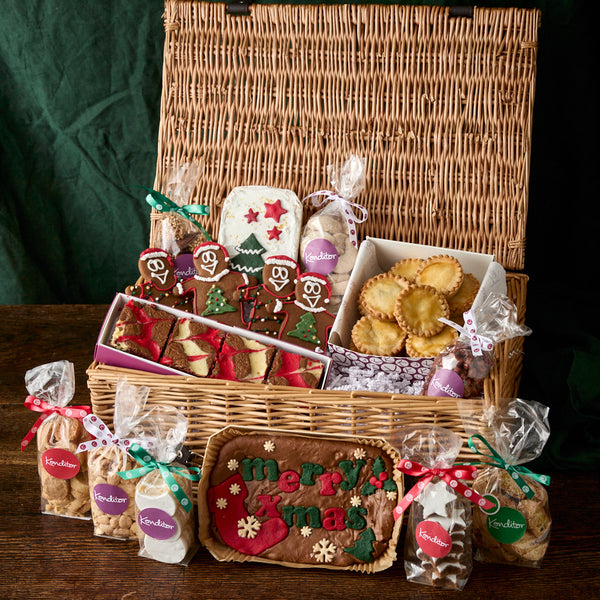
top-left (175, 241), bottom-right (256, 328)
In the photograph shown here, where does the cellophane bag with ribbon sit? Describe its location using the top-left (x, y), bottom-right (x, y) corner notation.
top-left (424, 292), bottom-right (532, 398)
top-left (391, 426), bottom-right (480, 591)
top-left (300, 155), bottom-right (368, 313)
top-left (461, 398), bottom-right (552, 567)
top-left (119, 404), bottom-right (201, 564)
top-left (23, 361), bottom-right (92, 519)
top-left (78, 377), bottom-right (150, 540)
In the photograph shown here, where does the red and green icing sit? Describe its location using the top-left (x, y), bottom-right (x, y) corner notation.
top-left (113, 300), bottom-right (172, 361)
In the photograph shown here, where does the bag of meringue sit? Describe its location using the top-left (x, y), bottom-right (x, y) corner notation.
top-left (424, 292), bottom-right (532, 399)
top-left (300, 155), bottom-right (368, 313)
top-left (392, 425), bottom-right (495, 591)
top-left (118, 404), bottom-right (201, 564)
top-left (76, 378), bottom-right (151, 540)
top-left (21, 361), bottom-right (92, 519)
top-left (460, 398), bottom-right (552, 568)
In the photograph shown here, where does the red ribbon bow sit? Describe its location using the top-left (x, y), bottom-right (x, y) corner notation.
top-left (21, 395), bottom-right (92, 452)
top-left (393, 458), bottom-right (494, 521)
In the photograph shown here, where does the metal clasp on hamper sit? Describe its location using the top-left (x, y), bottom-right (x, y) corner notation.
top-left (226, 0), bottom-right (253, 16)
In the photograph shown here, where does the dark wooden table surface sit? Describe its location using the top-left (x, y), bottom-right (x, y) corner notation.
top-left (1, 304), bottom-right (598, 600)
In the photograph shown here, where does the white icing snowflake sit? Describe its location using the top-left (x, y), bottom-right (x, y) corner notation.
top-left (300, 526), bottom-right (313, 538)
top-left (237, 515), bottom-right (261, 539)
top-left (350, 495), bottom-right (362, 507)
top-left (227, 459), bottom-right (239, 471)
top-left (264, 440), bottom-right (276, 452)
top-left (354, 448), bottom-right (366, 460)
top-left (216, 497), bottom-right (228, 510)
top-left (229, 483), bottom-right (241, 496)
top-left (386, 490), bottom-right (397, 501)
top-left (311, 538), bottom-right (337, 563)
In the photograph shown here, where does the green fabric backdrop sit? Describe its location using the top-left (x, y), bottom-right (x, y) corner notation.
top-left (1, 0), bottom-right (598, 470)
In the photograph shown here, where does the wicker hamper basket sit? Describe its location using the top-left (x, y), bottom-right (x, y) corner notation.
top-left (88, 2), bottom-right (539, 460)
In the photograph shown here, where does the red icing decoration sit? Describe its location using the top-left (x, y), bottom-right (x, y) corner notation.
top-left (207, 474), bottom-right (288, 556)
top-left (267, 226), bottom-right (282, 241)
top-left (264, 199), bottom-right (287, 223)
top-left (322, 507), bottom-right (346, 531)
top-left (278, 470), bottom-right (300, 493)
top-left (114, 301), bottom-right (167, 361)
top-left (319, 471), bottom-right (343, 496)
top-left (255, 494), bottom-right (283, 518)
top-left (245, 208), bottom-right (259, 223)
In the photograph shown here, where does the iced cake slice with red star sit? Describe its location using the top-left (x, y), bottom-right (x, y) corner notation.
top-left (217, 186), bottom-right (303, 282)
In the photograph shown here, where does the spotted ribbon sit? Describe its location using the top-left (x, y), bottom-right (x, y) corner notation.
top-left (117, 443), bottom-right (201, 514)
top-left (75, 414), bottom-right (131, 454)
top-left (143, 187), bottom-right (212, 242)
top-left (393, 458), bottom-right (495, 522)
top-left (21, 395), bottom-right (91, 452)
top-left (439, 308), bottom-right (494, 356)
top-left (304, 190), bottom-right (369, 248)
top-left (464, 434), bottom-right (551, 500)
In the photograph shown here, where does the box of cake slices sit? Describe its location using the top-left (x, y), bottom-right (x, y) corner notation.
top-left (95, 293), bottom-right (331, 388)
top-left (326, 238), bottom-right (507, 394)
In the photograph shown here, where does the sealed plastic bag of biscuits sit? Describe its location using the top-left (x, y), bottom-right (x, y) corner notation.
top-left (424, 292), bottom-right (532, 398)
top-left (460, 398), bottom-right (552, 568)
top-left (76, 377), bottom-right (151, 540)
top-left (392, 425), bottom-right (496, 591)
top-left (301, 155), bottom-right (368, 313)
top-left (117, 404), bottom-right (201, 565)
top-left (20, 360), bottom-right (93, 519)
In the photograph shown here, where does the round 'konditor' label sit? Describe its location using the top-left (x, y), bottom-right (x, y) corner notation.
top-left (486, 506), bottom-right (527, 544)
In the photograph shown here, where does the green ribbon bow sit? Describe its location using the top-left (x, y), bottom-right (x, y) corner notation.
top-left (118, 443), bottom-right (201, 513)
top-left (143, 187), bottom-right (212, 242)
top-left (466, 434), bottom-right (550, 500)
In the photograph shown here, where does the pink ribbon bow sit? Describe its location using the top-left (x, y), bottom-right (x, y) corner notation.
top-left (76, 414), bottom-right (132, 454)
top-left (393, 458), bottom-right (494, 521)
top-left (439, 309), bottom-right (494, 356)
top-left (21, 395), bottom-right (91, 452)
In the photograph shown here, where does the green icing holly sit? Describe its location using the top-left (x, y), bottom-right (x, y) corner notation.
top-left (360, 456), bottom-right (398, 496)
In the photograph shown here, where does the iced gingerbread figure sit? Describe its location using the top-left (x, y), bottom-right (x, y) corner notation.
top-left (275, 272), bottom-right (335, 352)
top-left (242, 255), bottom-right (300, 337)
top-left (125, 248), bottom-right (193, 312)
top-left (175, 241), bottom-right (256, 328)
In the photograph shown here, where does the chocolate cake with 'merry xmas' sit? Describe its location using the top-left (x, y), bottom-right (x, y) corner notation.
top-left (198, 428), bottom-right (402, 571)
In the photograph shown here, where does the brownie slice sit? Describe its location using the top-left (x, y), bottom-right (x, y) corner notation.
top-left (266, 349), bottom-right (325, 388)
top-left (211, 333), bottom-right (275, 383)
top-left (160, 318), bottom-right (224, 377)
top-left (109, 299), bottom-right (176, 362)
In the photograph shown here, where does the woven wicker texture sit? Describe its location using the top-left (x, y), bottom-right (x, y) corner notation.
top-left (151, 2), bottom-right (539, 271)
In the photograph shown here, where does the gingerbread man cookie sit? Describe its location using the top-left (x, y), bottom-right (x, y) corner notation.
top-left (243, 255), bottom-right (300, 338)
top-left (275, 272), bottom-right (336, 352)
top-left (175, 241), bottom-right (256, 328)
top-left (125, 248), bottom-right (193, 312)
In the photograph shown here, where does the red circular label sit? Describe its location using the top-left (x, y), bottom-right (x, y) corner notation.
top-left (416, 520), bottom-right (453, 558)
top-left (41, 448), bottom-right (81, 479)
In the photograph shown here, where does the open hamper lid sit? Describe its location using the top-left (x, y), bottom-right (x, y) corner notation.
top-left (151, 2), bottom-right (540, 272)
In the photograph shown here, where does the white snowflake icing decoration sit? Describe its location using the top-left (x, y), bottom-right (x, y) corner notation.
top-left (311, 538), bottom-right (337, 563)
top-left (264, 440), bottom-right (276, 452)
top-left (237, 515), bottom-right (261, 539)
top-left (350, 495), bottom-right (362, 507)
top-left (300, 526), bottom-right (313, 538)
top-left (216, 497), bottom-right (228, 510)
top-left (354, 448), bottom-right (366, 460)
top-left (229, 483), bottom-right (241, 496)
top-left (386, 490), bottom-right (397, 501)
top-left (227, 459), bottom-right (239, 471)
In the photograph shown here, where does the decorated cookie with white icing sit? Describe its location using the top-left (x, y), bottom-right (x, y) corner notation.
top-left (218, 186), bottom-right (303, 282)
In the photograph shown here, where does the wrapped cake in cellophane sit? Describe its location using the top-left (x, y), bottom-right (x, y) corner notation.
top-left (76, 377), bottom-right (150, 540)
top-left (21, 360), bottom-right (92, 519)
top-left (424, 292), bottom-right (532, 398)
top-left (392, 426), bottom-right (495, 591)
top-left (460, 398), bottom-right (552, 568)
top-left (117, 404), bottom-right (201, 564)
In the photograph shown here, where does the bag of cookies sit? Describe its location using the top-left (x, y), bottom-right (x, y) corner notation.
top-left (300, 155), bottom-right (368, 313)
top-left (117, 404), bottom-right (201, 564)
top-left (144, 162), bottom-right (211, 266)
top-left (392, 426), bottom-right (495, 590)
top-left (461, 398), bottom-right (552, 567)
top-left (76, 378), bottom-right (151, 540)
top-left (21, 360), bottom-right (92, 519)
top-left (424, 292), bottom-right (532, 398)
